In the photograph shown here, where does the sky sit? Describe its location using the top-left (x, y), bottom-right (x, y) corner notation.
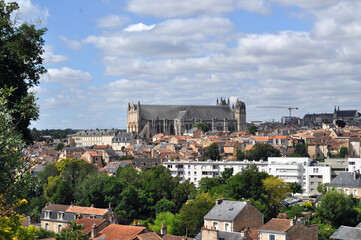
top-left (7, 0), bottom-right (361, 129)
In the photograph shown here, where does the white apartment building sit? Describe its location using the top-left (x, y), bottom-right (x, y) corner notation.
top-left (164, 157), bottom-right (331, 194)
top-left (164, 160), bottom-right (268, 187)
top-left (348, 158), bottom-right (361, 173)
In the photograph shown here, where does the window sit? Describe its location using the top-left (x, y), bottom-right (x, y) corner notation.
top-left (345, 188), bottom-right (350, 195)
top-left (225, 223), bottom-right (230, 232)
top-left (57, 213), bottom-right (64, 220)
top-left (213, 222), bottom-right (218, 230)
top-left (45, 223), bottom-right (49, 231)
top-left (44, 211), bottom-right (50, 219)
top-left (58, 225), bottom-right (62, 232)
top-left (269, 234), bottom-right (275, 240)
top-left (313, 168), bottom-right (319, 173)
top-left (354, 189), bottom-right (358, 196)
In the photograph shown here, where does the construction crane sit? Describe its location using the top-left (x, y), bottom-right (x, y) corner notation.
top-left (257, 106), bottom-right (299, 123)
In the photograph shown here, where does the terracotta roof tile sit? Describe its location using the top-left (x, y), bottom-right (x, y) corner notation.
top-left (162, 234), bottom-right (186, 240)
top-left (95, 224), bottom-right (146, 240)
top-left (136, 232), bottom-right (162, 240)
top-left (258, 218), bottom-right (292, 232)
top-left (66, 206), bottom-right (108, 216)
top-left (76, 218), bottom-right (107, 234)
top-left (248, 228), bottom-right (259, 240)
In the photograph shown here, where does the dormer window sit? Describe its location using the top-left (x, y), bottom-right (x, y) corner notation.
top-left (57, 212), bottom-right (64, 220)
top-left (44, 211), bottom-right (50, 219)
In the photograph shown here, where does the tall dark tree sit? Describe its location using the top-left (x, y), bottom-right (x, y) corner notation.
top-left (0, 1), bottom-right (47, 143)
top-left (206, 143), bottom-right (221, 160)
top-left (293, 143), bottom-right (309, 157)
top-left (245, 143), bottom-right (281, 160)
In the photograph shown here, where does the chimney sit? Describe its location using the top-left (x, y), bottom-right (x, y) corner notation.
top-left (201, 226), bottom-right (219, 240)
top-left (91, 204), bottom-right (94, 208)
top-left (354, 171), bottom-right (357, 180)
top-left (91, 222), bottom-right (97, 238)
top-left (290, 217), bottom-right (297, 227)
top-left (216, 198), bottom-right (227, 205)
top-left (161, 221), bottom-right (167, 235)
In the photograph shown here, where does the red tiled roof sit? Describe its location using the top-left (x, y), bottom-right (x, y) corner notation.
top-left (258, 218), bottom-right (292, 232)
top-left (88, 151), bottom-right (102, 157)
top-left (136, 232), bottom-right (162, 240)
top-left (248, 228), bottom-right (259, 240)
top-left (95, 224), bottom-right (146, 240)
top-left (269, 135), bottom-right (287, 140)
top-left (66, 205), bottom-right (108, 216)
top-left (162, 234), bottom-right (186, 240)
top-left (93, 145), bottom-right (110, 149)
top-left (76, 217), bottom-right (106, 234)
top-left (253, 137), bottom-right (268, 142)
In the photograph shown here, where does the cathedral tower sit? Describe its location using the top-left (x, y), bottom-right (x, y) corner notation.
top-left (234, 99), bottom-right (246, 131)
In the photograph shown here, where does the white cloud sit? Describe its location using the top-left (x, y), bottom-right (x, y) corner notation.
top-left (59, 36), bottom-right (83, 50)
top-left (5, 0), bottom-right (49, 24)
top-left (126, 0), bottom-right (269, 17)
top-left (83, 17), bottom-right (234, 59)
top-left (124, 23), bottom-right (155, 32)
top-left (43, 67), bottom-right (92, 86)
top-left (96, 14), bottom-right (130, 28)
top-left (42, 46), bottom-right (68, 65)
top-left (41, 95), bottom-right (77, 109)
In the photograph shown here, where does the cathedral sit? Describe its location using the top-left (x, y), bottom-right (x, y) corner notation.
top-left (126, 98), bottom-right (246, 137)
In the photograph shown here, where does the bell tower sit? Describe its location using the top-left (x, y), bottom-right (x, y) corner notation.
top-left (234, 99), bottom-right (246, 131)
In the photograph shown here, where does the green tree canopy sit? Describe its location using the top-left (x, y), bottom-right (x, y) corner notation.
top-left (0, 1), bottom-right (47, 143)
top-left (55, 220), bottom-right (89, 240)
top-left (293, 143), bottom-right (309, 157)
top-left (248, 125), bottom-right (258, 135)
top-left (192, 122), bottom-right (208, 132)
top-left (317, 191), bottom-right (359, 227)
top-left (205, 143), bottom-right (221, 160)
top-left (288, 182), bottom-right (303, 194)
top-left (339, 147), bottom-right (348, 158)
top-left (176, 192), bottom-right (215, 237)
top-left (245, 143), bottom-right (281, 161)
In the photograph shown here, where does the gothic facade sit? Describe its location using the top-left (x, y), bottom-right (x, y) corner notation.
top-left (127, 98), bottom-right (246, 137)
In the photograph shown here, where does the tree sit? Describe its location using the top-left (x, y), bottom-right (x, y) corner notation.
top-left (317, 183), bottom-right (328, 195)
top-left (248, 125), bottom-right (258, 135)
top-left (0, 1), bottom-right (47, 143)
top-left (339, 147), bottom-right (348, 158)
top-left (55, 142), bottom-right (65, 151)
top-left (262, 176), bottom-right (290, 208)
top-left (0, 88), bottom-right (38, 205)
top-left (192, 122), bottom-right (208, 132)
top-left (288, 182), bottom-right (303, 194)
top-left (317, 191), bottom-right (359, 227)
top-left (176, 192), bottom-right (214, 237)
top-left (155, 199), bottom-right (176, 214)
top-left (149, 212), bottom-right (179, 235)
top-left (293, 143), bottom-right (309, 157)
top-left (336, 120), bottom-right (346, 128)
top-left (236, 149), bottom-right (244, 160)
top-left (221, 168), bottom-right (234, 183)
top-left (55, 220), bottom-right (89, 240)
top-left (245, 143), bottom-right (281, 161)
top-left (205, 143), bottom-right (220, 160)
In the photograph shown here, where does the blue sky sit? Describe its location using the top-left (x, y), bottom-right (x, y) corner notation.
top-left (7, 0), bottom-right (361, 129)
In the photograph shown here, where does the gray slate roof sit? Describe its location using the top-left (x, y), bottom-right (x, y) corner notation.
top-left (204, 200), bottom-right (246, 221)
top-left (335, 110), bottom-right (358, 118)
top-left (73, 129), bottom-right (120, 136)
top-left (195, 231), bottom-right (245, 240)
top-left (329, 172), bottom-right (361, 188)
top-left (139, 105), bottom-right (235, 120)
top-left (330, 225), bottom-right (361, 240)
top-left (112, 132), bottom-right (134, 143)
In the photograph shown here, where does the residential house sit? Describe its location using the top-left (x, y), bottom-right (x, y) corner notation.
top-left (203, 199), bottom-right (264, 232)
top-left (223, 141), bottom-right (241, 161)
top-left (40, 203), bottom-right (117, 234)
top-left (330, 223), bottom-right (361, 240)
top-left (82, 151), bottom-right (103, 167)
top-left (69, 129), bottom-right (120, 147)
top-left (257, 218), bottom-right (318, 240)
top-left (328, 171), bottom-right (361, 197)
